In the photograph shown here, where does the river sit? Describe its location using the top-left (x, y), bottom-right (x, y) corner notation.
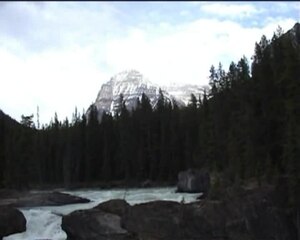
top-left (4, 187), bottom-right (200, 240)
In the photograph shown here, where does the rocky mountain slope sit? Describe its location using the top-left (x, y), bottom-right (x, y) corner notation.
top-left (162, 83), bottom-right (206, 106)
top-left (92, 70), bottom-right (205, 118)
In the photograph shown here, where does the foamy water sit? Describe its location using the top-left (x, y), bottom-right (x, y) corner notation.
top-left (4, 187), bottom-right (200, 240)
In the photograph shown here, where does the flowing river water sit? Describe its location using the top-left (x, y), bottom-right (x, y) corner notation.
top-left (4, 187), bottom-right (200, 240)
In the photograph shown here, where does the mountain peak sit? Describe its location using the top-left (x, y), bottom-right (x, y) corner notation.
top-left (111, 69), bottom-right (146, 84)
top-left (91, 70), bottom-right (204, 120)
top-left (94, 70), bottom-right (160, 117)
top-left (92, 70), bottom-right (190, 118)
top-left (116, 69), bottom-right (141, 75)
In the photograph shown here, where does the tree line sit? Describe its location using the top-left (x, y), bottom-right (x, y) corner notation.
top-left (0, 25), bottom-right (299, 200)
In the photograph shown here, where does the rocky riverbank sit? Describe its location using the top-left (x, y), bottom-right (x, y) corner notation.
top-left (0, 190), bottom-right (90, 208)
top-left (1, 173), bottom-right (299, 240)
top-left (62, 183), bottom-right (299, 240)
top-left (0, 190), bottom-right (90, 239)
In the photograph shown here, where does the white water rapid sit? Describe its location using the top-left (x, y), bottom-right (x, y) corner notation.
top-left (4, 187), bottom-right (200, 240)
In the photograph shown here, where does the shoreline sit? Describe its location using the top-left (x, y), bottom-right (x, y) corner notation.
top-left (2, 180), bottom-right (177, 192)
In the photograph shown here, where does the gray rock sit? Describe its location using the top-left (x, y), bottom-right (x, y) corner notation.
top-left (90, 70), bottom-right (185, 121)
top-left (94, 199), bottom-right (130, 217)
top-left (0, 207), bottom-right (26, 239)
top-left (62, 199), bottom-right (136, 240)
top-left (122, 200), bottom-right (182, 240)
top-left (177, 169), bottom-right (210, 193)
top-left (0, 191), bottom-right (90, 208)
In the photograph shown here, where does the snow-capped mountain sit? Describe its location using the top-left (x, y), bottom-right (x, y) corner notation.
top-left (162, 83), bottom-right (205, 106)
top-left (93, 70), bottom-right (182, 117)
top-left (92, 69), bottom-right (205, 118)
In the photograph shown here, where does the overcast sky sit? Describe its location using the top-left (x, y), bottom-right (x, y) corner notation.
top-left (0, 2), bottom-right (299, 125)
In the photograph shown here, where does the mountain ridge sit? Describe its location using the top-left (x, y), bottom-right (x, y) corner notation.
top-left (92, 70), bottom-right (205, 118)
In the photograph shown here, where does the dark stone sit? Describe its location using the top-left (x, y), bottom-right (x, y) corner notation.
top-left (94, 199), bottom-right (130, 217)
top-left (45, 191), bottom-right (90, 206)
top-left (62, 199), bottom-right (136, 240)
top-left (196, 192), bottom-right (207, 200)
top-left (122, 200), bottom-right (228, 240)
top-left (122, 199), bottom-right (232, 240)
top-left (181, 201), bottom-right (228, 239)
top-left (177, 169), bottom-right (210, 193)
top-left (122, 200), bottom-right (182, 240)
top-left (0, 207), bottom-right (26, 238)
top-left (0, 191), bottom-right (90, 208)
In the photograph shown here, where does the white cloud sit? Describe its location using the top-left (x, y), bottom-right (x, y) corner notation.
top-left (179, 10), bottom-right (189, 16)
top-left (0, 2), bottom-right (122, 53)
top-left (0, 2), bottom-right (298, 124)
top-left (295, 3), bottom-right (300, 11)
top-left (101, 17), bottom-right (297, 88)
top-left (269, 2), bottom-right (300, 14)
top-left (200, 3), bottom-right (262, 18)
top-left (0, 45), bottom-right (110, 124)
top-left (0, 2), bottom-right (119, 124)
top-left (260, 17), bottom-right (298, 36)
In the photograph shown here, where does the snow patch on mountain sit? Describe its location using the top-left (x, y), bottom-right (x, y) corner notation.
top-left (92, 69), bottom-right (205, 118)
top-left (162, 83), bottom-right (205, 106)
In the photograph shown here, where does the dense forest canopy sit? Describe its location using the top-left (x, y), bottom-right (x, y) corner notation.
top-left (0, 24), bottom-right (299, 202)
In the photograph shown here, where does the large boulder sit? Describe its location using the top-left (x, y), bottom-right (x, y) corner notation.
top-left (0, 207), bottom-right (26, 239)
top-left (0, 191), bottom-right (90, 208)
top-left (122, 200), bottom-right (237, 240)
top-left (62, 199), bottom-right (136, 240)
top-left (94, 199), bottom-right (130, 217)
top-left (122, 200), bottom-right (232, 240)
top-left (177, 169), bottom-right (210, 193)
top-left (122, 201), bottom-right (183, 240)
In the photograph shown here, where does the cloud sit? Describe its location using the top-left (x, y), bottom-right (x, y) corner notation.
top-left (101, 17), bottom-right (297, 88)
top-left (179, 10), bottom-right (189, 16)
top-left (0, 2), bottom-right (121, 124)
top-left (0, 44), bottom-right (110, 124)
top-left (295, 3), bottom-right (300, 11)
top-left (0, 2), bottom-right (298, 125)
top-left (0, 2), bottom-right (122, 54)
top-left (269, 2), bottom-right (300, 13)
top-left (199, 3), bottom-right (262, 19)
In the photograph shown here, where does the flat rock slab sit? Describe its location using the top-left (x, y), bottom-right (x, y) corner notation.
top-left (62, 208), bottom-right (137, 240)
top-left (0, 190), bottom-right (90, 208)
